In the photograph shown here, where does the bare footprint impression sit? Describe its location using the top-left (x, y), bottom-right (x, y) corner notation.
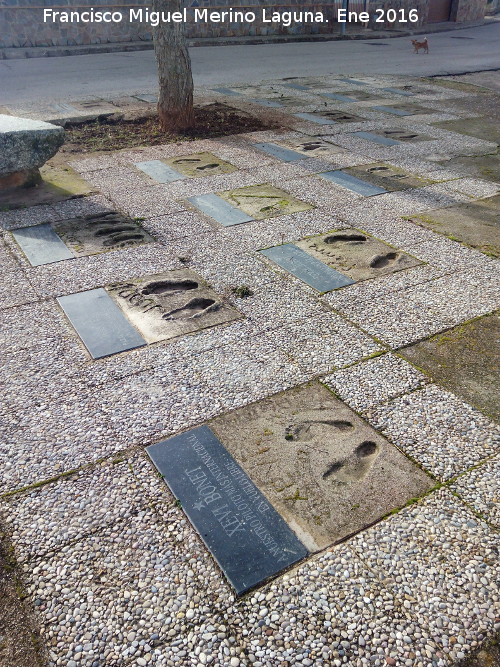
top-left (322, 440), bottom-right (380, 484)
top-left (285, 415), bottom-right (380, 486)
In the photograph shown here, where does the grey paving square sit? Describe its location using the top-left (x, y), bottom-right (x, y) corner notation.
top-left (382, 87), bottom-right (415, 96)
top-left (147, 425), bottom-right (308, 595)
top-left (371, 105), bottom-right (414, 116)
top-left (294, 113), bottom-right (337, 125)
top-left (352, 131), bottom-right (401, 146)
top-left (188, 193), bottom-right (254, 226)
top-left (320, 170), bottom-right (388, 196)
top-left (212, 87), bottom-right (240, 96)
top-left (251, 98), bottom-right (284, 108)
top-left (320, 92), bottom-right (357, 102)
top-left (135, 160), bottom-right (184, 183)
top-left (57, 288), bottom-right (146, 359)
top-left (260, 243), bottom-right (355, 292)
top-left (12, 223), bottom-right (74, 266)
top-left (252, 142), bottom-right (305, 162)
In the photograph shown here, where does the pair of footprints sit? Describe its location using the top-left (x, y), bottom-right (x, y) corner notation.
top-left (118, 280), bottom-right (220, 320)
top-left (317, 234), bottom-right (401, 269)
top-left (87, 213), bottom-right (146, 247)
top-left (285, 419), bottom-right (380, 485)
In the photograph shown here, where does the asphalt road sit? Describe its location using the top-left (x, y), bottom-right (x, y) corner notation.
top-left (1, 21), bottom-right (499, 105)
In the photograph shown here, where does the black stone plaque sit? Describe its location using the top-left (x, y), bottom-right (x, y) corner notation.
top-left (147, 426), bottom-right (309, 595)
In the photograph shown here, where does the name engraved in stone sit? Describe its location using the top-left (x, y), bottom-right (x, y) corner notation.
top-left (147, 426), bottom-right (308, 594)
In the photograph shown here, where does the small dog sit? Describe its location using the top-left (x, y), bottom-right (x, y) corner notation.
top-left (411, 37), bottom-right (429, 54)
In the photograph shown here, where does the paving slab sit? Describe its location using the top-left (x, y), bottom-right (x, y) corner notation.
top-left (106, 269), bottom-right (241, 343)
top-left (57, 288), bottom-right (146, 358)
top-left (188, 192), bottom-right (254, 225)
top-left (147, 425), bottom-right (308, 595)
top-left (53, 210), bottom-right (154, 257)
top-left (432, 116), bottom-right (500, 145)
top-left (320, 170), bottom-right (388, 196)
top-left (12, 223), bottom-right (73, 266)
top-left (400, 313), bottom-right (500, 422)
top-left (218, 183), bottom-right (313, 220)
top-left (347, 161), bottom-right (433, 191)
top-left (135, 159), bottom-right (185, 183)
top-left (295, 228), bottom-right (422, 281)
top-left (410, 195), bottom-right (500, 257)
top-left (210, 382), bottom-right (433, 551)
top-left (260, 243), bottom-right (355, 292)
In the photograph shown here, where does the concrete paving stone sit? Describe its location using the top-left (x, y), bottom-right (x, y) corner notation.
top-left (27, 243), bottom-right (181, 299)
top-left (450, 456), bottom-right (500, 527)
top-left (0, 204), bottom-right (59, 231)
top-left (323, 263), bottom-right (445, 313)
top-left (330, 274), bottom-right (499, 349)
top-left (228, 543), bottom-right (437, 667)
top-left (233, 277), bottom-right (330, 328)
top-left (49, 194), bottom-right (117, 221)
top-left (349, 489), bottom-right (499, 664)
top-left (0, 238), bottom-right (23, 272)
top-left (142, 210), bottom-right (217, 241)
top-left (0, 389), bottom-right (122, 493)
top-left (20, 506), bottom-right (234, 665)
top-left (102, 344), bottom-right (306, 448)
top-left (106, 185), bottom-right (186, 219)
top-left (341, 213), bottom-right (445, 249)
top-left (365, 386), bottom-right (499, 480)
top-left (69, 154), bottom-right (126, 174)
top-left (323, 353), bottom-right (428, 412)
top-left (162, 172), bottom-right (259, 202)
top-left (262, 311), bottom-right (382, 374)
top-left (279, 175), bottom-right (367, 211)
top-left (0, 269), bottom-right (39, 309)
top-left (401, 236), bottom-right (499, 270)
top-left (0, 453), bottom-right (165, 563)
top-left (221, 209), bottom-right (346, 251)
top-left (439, 177), bottom-right (500, 199)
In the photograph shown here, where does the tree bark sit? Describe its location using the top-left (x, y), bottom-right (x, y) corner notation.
top-left (152, 0), bottom-right (195, 132)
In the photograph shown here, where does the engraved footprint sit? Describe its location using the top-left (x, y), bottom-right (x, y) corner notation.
top-left (322, 440), bottom-right (380, 484)
top-left (162, 297), bottom-right (218, 320)
top-left (141, 280), bottom-right (199, 295)
top-left (285, 419), bottom-right (354, 442)
top-left (369, 252), bottom-right (399, 269)
top-left (324, 234), bottom-right (367, 245)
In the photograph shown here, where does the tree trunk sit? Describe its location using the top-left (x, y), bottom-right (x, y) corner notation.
top-left (152, 0), bottom-right (195, 132)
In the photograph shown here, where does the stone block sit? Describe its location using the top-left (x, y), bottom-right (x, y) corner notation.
top-left (0, 114), bottom-right (64, 178)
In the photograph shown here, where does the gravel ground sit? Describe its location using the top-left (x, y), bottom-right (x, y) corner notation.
top-left (1, 73), bottom-right (499, 666)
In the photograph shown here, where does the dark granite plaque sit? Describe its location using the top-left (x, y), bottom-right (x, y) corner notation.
top-left (252, 142), bottom-right (304, 162)
top-left (283, 83), bottom-right (309, 91)
top-left (147, 426), bottom-right (308, 595)
top-left (320, 170), bottom-right (388, 196)
top-left (352, 131), bottom-right (401, 146)
top-left (135, 160), bottom-right (184, 183)
top-left (188, 193), bottom-right (254, 226)
top-left (371, 105), bottom-right (413, 117)
top-left (13, 223), bottom-right (74, 266)
top-left (57, 288), bottom-right (146, 358)
top-left (340, 78), bottom-right (368, 86)
top-left (212, 87), bottom-right (240, 96)
top-left (382, 87), bottom-right (414, 97)
top-left (251, 98), bottom-right (284, 108)
top-left (320, 92), bottom-right (357, 102)
top-left (294, 113), bottom-right (337, 125)
top-left (260, 243), bottom-right (354, 292)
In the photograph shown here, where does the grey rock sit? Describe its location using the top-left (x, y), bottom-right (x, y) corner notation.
top-left (0, 114), bottom-right (64, 176)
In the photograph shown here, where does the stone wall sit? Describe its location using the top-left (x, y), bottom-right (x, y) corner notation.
top-left (451, 0), bottom-right (488, 22)
top-left (0, 0), bottom-right (487, 49)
